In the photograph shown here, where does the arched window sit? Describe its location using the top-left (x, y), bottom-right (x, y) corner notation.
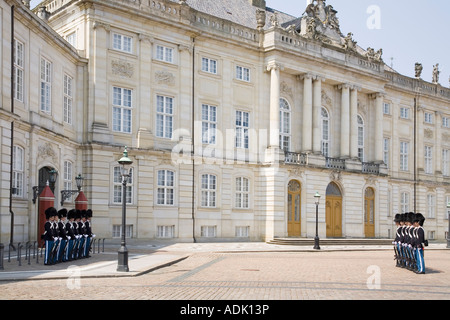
top-left (357, 115), bottom-right (364, 161)
top-left (279, 98), bottom-right (291, 151)
top-left (321, 107), bottom-right (330, 157)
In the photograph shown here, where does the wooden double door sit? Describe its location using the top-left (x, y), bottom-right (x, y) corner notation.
top-left (287, 180), bottom-right (301, 237)
top-left (326, 182), bottom-right (342, 238)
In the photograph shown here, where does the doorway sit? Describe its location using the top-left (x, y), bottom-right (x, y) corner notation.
top-left (326, 182), bottom-right (342, 237)
top-left (364, 187), bottom-right (375, 238)
top-left (287, 180), bottom-right (301, 237)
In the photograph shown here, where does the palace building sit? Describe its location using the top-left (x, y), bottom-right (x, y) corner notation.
top-left (1, 0), bottom-right (449, 244)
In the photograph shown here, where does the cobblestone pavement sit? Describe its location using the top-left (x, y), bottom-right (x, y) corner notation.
top-left (1, 249), bottom-right (449, 301)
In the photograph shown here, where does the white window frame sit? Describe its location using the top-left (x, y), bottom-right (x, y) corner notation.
top-left (113, 166), bottom-right (133, 204)
top-left (12, 146), bottom-right (24, 198)
top-left (321, 107), bottom-right (330, 157)
top-left (400, 141), bottom-right (409, 171)
top-left (201, 57), bottom-right (217, 74)
top-left (383, 138), bottom-right (390, 167)
top-left (400, 192), bottom-right (409, 213)
top-left (279, 98), bottom-right (291, 152)
top-left (156, 95), bottom-right (174, 139)
top-left (40, 57), bottom-right (52, 113)
top-left (235, 65), bottom-right (250, 82)
top-left (13, 39), bottom-right (24, 102)
top-left (442, 116), bottom-right (450, 128)
top-left (427, 194), bottom-right (435, 218)
top-left (400, 107), bottom-right (410, 119)
top-left (66, 31), bottom-right (77, 47)
top-left (425, 145), bottom-right (433, 174)
top-left (157, 225), bottom-right (175, 238)
top-left (156, 45), bottom-right (174, 63)
top-left (201, 226), bottom-right (217, 238)
top-left (201, 174), bottom-right (217, 208)
top-left (357, 115), bottom-right (365, 162)
top-left (235, 177), bottom-right (250, 209)
top-left (113, 224), bottom-right (133, 238)
top-left (424, 112), bottom-right (433, 124)
top-left (157, 170), bottom-right (175, 206)
top-left (443, 149), bottom-right (450, 176)
top-left (112, 32), bottom-right (132, 53)
top-left (64, 74), bottom-right (73, 125)
top-left (112, 86), bottom-right (132, 133)
top-left (383, 102), bottom-right (390, 115)
top-left (235, 226), bottom-right (250, 238)
top-left (201, 104), bottom-right (217, 144)
top-left (235, 110), bottom-right (249, 149)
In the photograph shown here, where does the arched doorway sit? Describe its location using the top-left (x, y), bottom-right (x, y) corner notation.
top-left (287, 180), bottom-right (301, 237)
top-left (326, 182), bottom-right (342, 237)
top-left (364, 187), bottom-right (375, 238)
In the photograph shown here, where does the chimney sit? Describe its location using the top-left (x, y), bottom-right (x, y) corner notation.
top-left (250, 0), bottom-right (266, 9)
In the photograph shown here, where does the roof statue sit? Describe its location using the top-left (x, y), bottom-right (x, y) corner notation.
top-left (415, 63), bottom-right (423, 79)
top-left (300, 0), bottom-right (342, 43)
top-left (432, 63), bottom-right (440, 84)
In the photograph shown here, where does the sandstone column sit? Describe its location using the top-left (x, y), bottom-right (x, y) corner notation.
top-left (374, 93), bottom-right (384, 163)
top-left (350, 86), bottom-right (359, 159)
top-left (267, 62), bottom-right (283, 149)
top-left (312, 76), bottom-right (324, 154)
top-left (339, 84), bottom-right (350, 158)
top-left (302, 73), bottom-right (313, 152)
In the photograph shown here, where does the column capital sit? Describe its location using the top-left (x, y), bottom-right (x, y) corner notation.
top-left (350, 85), bottom-right (362, 91)
top-left (138, 33), bottom-right (155, 44)
top-left (337, 83), bottom-right (351, 90)
top-left (369, 92), bottom-right (386, 99)
top-left (299, 72), bottom-right (314, 81)
top-left (313, 75), bottom-right (326, 82)
top-left (93, 21), bottom-right (111, 31)
top-left (266, 62), bottom-right (284, 72)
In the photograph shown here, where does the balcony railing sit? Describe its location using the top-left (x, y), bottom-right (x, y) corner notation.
top-left (362, 162), bottom-right (380, 175)
top-left (284, 151), bottom-right (307, 165)
top-left (326, 157), bottom-right (345, 170)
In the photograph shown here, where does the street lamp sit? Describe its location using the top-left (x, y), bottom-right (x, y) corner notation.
top-left (32, 168), bottom-right (58, 204)
top-left (117, 146), bottom-right (133, 272)
top-left (314, 191), bottom-right (321, 250)
top-left (60, 174), bottom-right (84, 206)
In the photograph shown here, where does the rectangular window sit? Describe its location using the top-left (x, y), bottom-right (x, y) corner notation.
top-left (13, 39), bottom-right (24, 102)
top-left (201, 104), bottom-right (217, 144)
top-left (113, 225), bottom-right (133, 238)
top-left (156, 45), bottom-right (173, 63)
top-left (236, 65), bottom-right (250, 82)
top-left (202, 57), bottom-right (217, 74)
top-left (235, 177), bottom-right (249, 209)
top-left (383, 138), bottom-right (390, 167)
top-left (425, 146), bottom-right (433, 174)
top-left (400, 192), bottom-right (409, 213)
top-left (157, 225), bottom-right (175, 238)
top-left (400, 142), bottom-right (409, 171)
top-left (235, 110), bottom-right (249, 149)
top-left (12, 146), bottom-right (24, 197)
top-left (442, 117), bottom-right (450, 128)
top-left (383, 102), bottom-right (390, 115)
top-left (201, 174), bottom-right (216, 207)
top-left (424, 112), bottom-right (433, 124)
top-left (400, 107), bottom-right (409, 119)
top-left (64, 160), bottom-right (73, 192)
top-left (156, 95), bottom-right (174, 139)
top-left (427, 194), bottom-right (435, 218)
top-left (64, 74), bottom-right (73, 124)
top-left (446, 196), bottom-right (450, 220)
top-left (113, 166), bottom-right (133, 204)
top-left (235, 226), bottom-right (249, 238)
top-left (112, 87), bottom-right (132, 133)
top-left (40, 57), bottom-right (52, 113)
top-left (66, 32), bottom-right (77, 47)
top-left (201, 226), bottom-right (217, 238)
top-left (443, 149), bottom-right (450, 176)
top-left (157, 170), bottom-right (174, 205)
top-left (112, 33), bottom-right (132, 53)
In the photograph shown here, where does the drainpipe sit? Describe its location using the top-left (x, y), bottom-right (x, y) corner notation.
top-left (9, 5), bottom-right (15, 247)
top-left (191, 36), bottom-right (196, 243)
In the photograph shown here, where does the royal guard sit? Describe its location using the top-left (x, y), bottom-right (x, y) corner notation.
top-left (42, 207), bottom-right (56, 265)
top-left (393, 214), bottom-right (402, 267)
top-left (77, 210), bottom-right (87, 258)
top-left (413, 213), bottom-right (427, 274)
top-left (65, 209), bottom-right (76, 261)
top-left (84, 209), bottom-right (95, 258)
top-left (57, 209), bottom-right (68, 262)
top-left (73, 210), bottom-right (82, 259)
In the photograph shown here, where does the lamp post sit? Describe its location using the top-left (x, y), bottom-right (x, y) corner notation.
top-left (314, 191), bottom-right (321, 250)
top-left (60, 174), bottom-right (83, 206)
top-left (447, 201), bottom-right (450, 249)
top-left (117, 146), bottom-right (133, 272)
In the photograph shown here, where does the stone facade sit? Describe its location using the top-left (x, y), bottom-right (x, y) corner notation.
top-left (1, 0), bottom-right (449, 244)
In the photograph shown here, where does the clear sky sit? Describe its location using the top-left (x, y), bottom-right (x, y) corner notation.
top-left (29, 0), bottom-right (449, 86)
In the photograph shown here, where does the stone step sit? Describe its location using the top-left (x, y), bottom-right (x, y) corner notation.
top-left (267, 238), bottom-right (394, 246)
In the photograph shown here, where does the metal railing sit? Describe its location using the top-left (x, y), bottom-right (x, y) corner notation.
top-left (326, 157), bottom-right (346, 170)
